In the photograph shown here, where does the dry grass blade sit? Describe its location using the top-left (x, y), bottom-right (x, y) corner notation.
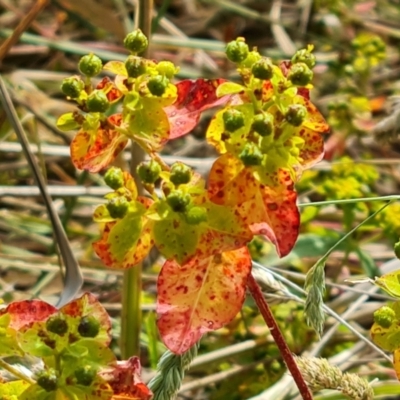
top-left (0, 0), bottom-right (49, 63)
top-left (0, 77), bottom-right (82, 307)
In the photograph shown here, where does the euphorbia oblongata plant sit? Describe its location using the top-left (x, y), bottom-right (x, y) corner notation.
top-left (0, 30), bottom-right (329, 399)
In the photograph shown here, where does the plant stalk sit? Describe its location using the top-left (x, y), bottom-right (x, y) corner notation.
top-left (120, 0), bottom-right (153, 359)
top-left (247, 273), bottom-right (313, 400)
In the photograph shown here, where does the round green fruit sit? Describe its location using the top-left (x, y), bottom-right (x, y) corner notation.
top-left (86, 90), bottom-right (110, 113)
top-left (78, 54), bottom-right (103, 77)
top-left (251, 113), bottom-right (274, 136)
top-left (285, 104), bottom-right (307, 127)
top-left (239, 142), bottom-right (264, 166)
top-left (147, 75), bottom-right (169, 96)
top-left (226, 38), bottom-right (249, 63)
top-left (137, 160), bottom-right (162, 184)
top-left (374, 306), bottom-right (396, 328)
top-left (223, 108), bottom-right (245, 132)
top-left (251, 57), bottom-right (274, 80)
top-left (46, 315), bottom-right (68, 336)
top-left (125, 56), bottom-right (147, 78)
top-left (61, 77), bottom-right (84, 98)
top-left (104, 167), bottom-right (124, 190)
top-left (170, 162), bottom-right (192, 186)
top-left (75, 365), bottom-right (97, 386)
top-left (166, 190), bottom-right (191, 213)
top-left (78, 315), bottom-right (100, 338)
top-left (185, 206), bottom-right (208, 225)
top-left (37, 370), bottom-right (58, 392)
top-left (287, 62), bottom-right (313, 86)
top-left (106, 196), bottom-right (129, 219)
top-left (124, 29), bottom-right (148, 54)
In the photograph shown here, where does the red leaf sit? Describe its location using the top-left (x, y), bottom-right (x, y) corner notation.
top-left (99, 357), bottom-right (152, 400)
top-left (157, 247), bottom-right (252, 354)
top-left (96, 77), bottom-right (123, 103)
top-left (0, 300), bottom-right (56, 330)
top-left (165, 79), bottom-right (231, 139)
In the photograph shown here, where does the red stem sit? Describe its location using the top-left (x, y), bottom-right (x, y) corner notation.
top-left (247, 273), bottom-right (313, 400)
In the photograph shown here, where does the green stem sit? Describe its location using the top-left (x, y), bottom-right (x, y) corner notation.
top-left (0, 359), bottom-right (35, 384)
top-left (120, 0), bottom-right (153, 360)
top-left (121, 265), bottom-right (142, 358)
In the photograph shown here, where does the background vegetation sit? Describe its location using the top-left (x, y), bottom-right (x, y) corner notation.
top-left (1, 0), bottom-right (400, 398)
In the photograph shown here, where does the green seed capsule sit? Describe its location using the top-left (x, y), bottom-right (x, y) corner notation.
top-left (137, 160), bottom-right (162, 184)
top-left (46, 315), bottom-right (68, 336)
top-left (156, 61), bottom-right (178, 79)
top-left (104, 167), bottom-right (125, 190)
top-left (124, 29), bottom-right (148, 54)
top-left (185, 206), bottom-right (208, 225)
top-left (78, 315), bottom-right (100, 338)
top-left (86, 90), bottom-right (110, 113)
top-left (252, 113), bottom-right (274, 136)
top-left (287, 63), bottom-right (313, 86)
top-left (78, 54), bottom-right (103, 77)
top-left (285, 104), bottom-right (307, 126)
top-left (251, 57), bottom-right (274, 80)
top-left (75, 365), bottom-right (97, 386)
top-left (170, 162), bottom-right (192, 186)
top-left (226, 38), bottom-right (249, 63)
top-left (37, 370), bottom-right (58, 392)
top-left (125, 56), bottom-right (147, 78)
top-left (147, 75), bottom-right (169, 96)
top-left (61, 76), bottom-right (84, 98)
top-left (374, 306), bottom-right (396, 328)
top-left (239, 142), bottom-right (264, 166)
top-left (106, 196), bottom-right (129, 219)
top-left (222, 108), bottom-right (245, 132)
top-left (291, 49), bottom-right (316, 69)
top-left (166, 190), bottom-right (191, 212)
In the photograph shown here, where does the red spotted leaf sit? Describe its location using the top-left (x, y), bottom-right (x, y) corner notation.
top-left (100, 357), bottom-right (152, 400)
top-left (300, 96), bottom-right (330, 136)
top-left (17, 293), bottom-right (113, 358)
top-left (0, 300), bottom-right (56, 330)
top-left (165, 79), bottom-right (231, 139)
top-left (157, 247), bottom-right (252, 354)
top-left (93, 198), bottom-right (154, 269)
top-left (208, 154), bottom-right (299, 257)
top-left (241, 182), bottom-right (299, 257)
top-left (71, 114), bottom-right (128, 173)
top-left (152, 195), bottom-right (252, 265)
top-left (59, 293), bottom-right (112, 347)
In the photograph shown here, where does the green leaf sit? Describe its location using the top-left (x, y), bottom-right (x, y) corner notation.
top-left (374, 271), bottom-right (400, 298)
top-left (56, 113), bottom-right (80, 131)
top-left (153, 215), bottom-right (199, 264)
top-left (0, 313), bottom-right (21, 356)
top-left (0, 380), bottom-right (30, 398)
top-left (216, 82), bottom-right (245, 96)
top-left (129, 99), bottom-right (170, 151)
top-left (103, 60), bottom-right (127, 76)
